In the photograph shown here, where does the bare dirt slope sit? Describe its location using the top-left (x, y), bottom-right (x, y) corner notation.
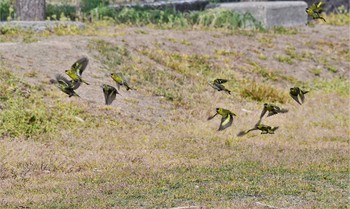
top-left (0, 24), bottom-right (349, 208)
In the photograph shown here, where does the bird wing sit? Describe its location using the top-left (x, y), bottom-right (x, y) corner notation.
top-left (106, 88), bottom-right (117, 105)
top-left (290, 93), bottom-right (302, 105)
top-left (259, 107), bottom-right (267, 119)
top-left (71, 57), bottom-right (89, 77)
top-left (71, 80), bottom-right (81, 90)
top-left (309, 3), bottom-right (318, 12)
top-left (103, 85), bottom-right (117, 105)
top-left (56, 74), bottom-right (72, 88)
top-left (315, 1), bottom-right (324, 12)
top-left (216, 83), bottom-right (229, 92)
top-left (218, 114), bottom-right (233, 131)
top-left (299, 92), bottom-right (305, 103)
top-left (208, 81), bottom-right (220, 91)
top-left (214, 79), bottom-right (229, 84)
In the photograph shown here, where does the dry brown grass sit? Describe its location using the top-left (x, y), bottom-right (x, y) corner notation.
top-left (0, 22), bottom-right (349, 208)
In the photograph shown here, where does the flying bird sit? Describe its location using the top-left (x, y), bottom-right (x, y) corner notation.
top-left (65, 56), bottom-right (90, 85)
top-left (50, 74), bottom-right (79, 97)
top-left (111, 72), bottom-right (133, 91)
top-left (290, 87), bottom-right (309, 105)
top-left (208, 79), bottom-right (231, 94)
top-left (237, 121), bottom-right (279, 136)
top-left (208, 108), bottom-right (237, 131)
top-left (260, 103), bottom-right (288, 119)
top-left (306, 1), bottom-right (326, 22)
top-left (101, 84), bottom-right (119, 105)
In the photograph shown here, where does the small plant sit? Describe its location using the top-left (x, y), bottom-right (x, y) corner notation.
top-left (326, 65), bottom-right (338, 73)
top-left (88, 39), bottom-right (129, 68)
top-left (258, 53), bottom-right (268, 60)
top-left (258, 36), bottom-right (274, 47)
top-left (310, 68), bottom-right (322, 76)
top-left (272, 26), bottom-right (298, 35)
top-left (240, 80), bottom-right (289, 103)
top-left (273, 55), bottom-right (294, 64)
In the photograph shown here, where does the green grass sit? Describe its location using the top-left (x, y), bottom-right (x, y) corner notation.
top-left (0, 68), bottom-right (92, 139)
top-left (311, 77), bottom-right (350, 96)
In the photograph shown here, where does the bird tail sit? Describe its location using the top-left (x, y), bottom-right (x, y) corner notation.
top-left (271, 126), bottom-right (279, 131)
top-left (237, 131), bottom-right (248, 137)
top-left (301, 90), bottom-right (309, 94)
top-left (49, 79), bottom-right (57, 84)
top-left (279, 108), bottom-right (289, 113)
top-left (320, 16), bottom-right (326, 22)
top-left (69, 92), bottom-right (80, 97)
top-left (225, 89), bottom-right (231, 95)
top-left (82, 79), bottom-right (90, 85)
top-left (207, 113), bottom-right (218, 120)
top-left (126, 86), bottom-right (134, 91)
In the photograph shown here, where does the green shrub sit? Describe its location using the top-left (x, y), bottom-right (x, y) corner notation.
top-left (92, 6), bottom-right (262, 30)
top-left (189, 9), bottom-right (263, 30)
top-left (81, 0), bottom-right (109, 13)
top-left (46, 4), bottom-right (77, 20)
top-left (0, 0), bottom-right (14, 21)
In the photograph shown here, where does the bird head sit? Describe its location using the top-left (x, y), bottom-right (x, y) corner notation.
top-left (264, 103), bottom-right (268, 107)
top-left (49, 79), bottom-right (57, 84)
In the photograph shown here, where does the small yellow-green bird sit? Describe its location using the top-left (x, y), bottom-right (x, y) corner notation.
top-left (208, 78), bottom-right (231, 94)
top-left (65, 57), bottom-right (90, 85)
top-left (101, 84), bottom-right (119, 105)
top-left (50, 74), bottom-right (80, 97)
top-left (260, 103), bottom-right (288, 119)
top-left (306, 2), bottom-right (326, 22)
top-left (208, 107), bottom-right (237, 131)
top-left (110, 72), bottom-right (133, 91)
top-left (290, 87), bottom-right (309, 105)
top-left (237, 121), bottom-right (279, 136)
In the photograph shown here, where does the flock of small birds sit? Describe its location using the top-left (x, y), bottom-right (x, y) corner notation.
top-left (49, 2), bottom-right (325, 136)
top-left (207, 78), bottom-right (308, 136)
top-left (50, 56), bottom-right (134, 106)
top-left (207, 1), bottom-right (326, 136)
